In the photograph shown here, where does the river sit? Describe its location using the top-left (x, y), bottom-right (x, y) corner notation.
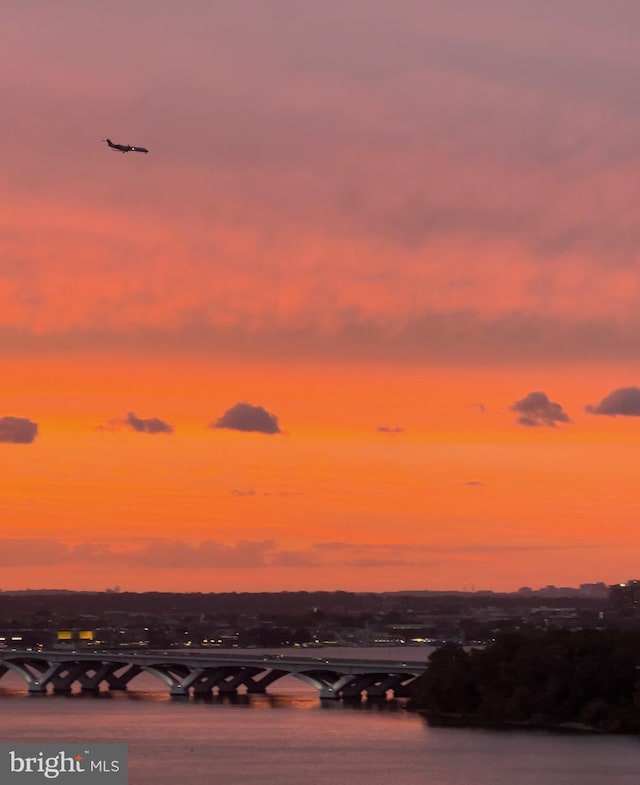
top-left (0, 647), bottom-right (638, 784)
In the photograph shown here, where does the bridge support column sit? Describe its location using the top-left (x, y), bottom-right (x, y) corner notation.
top-left (364, 688), bottom-right (389, 700)
top-left (366, 675), bottom-right (406, 700)
top-left (79, 663), bottom-right (118, 692)
top-left (107, 680), bottom-right (129, 691)
top-left (192, 684), bottom-right (213, 697)
top-left (51, 664), bottom-right (87, 694)
top-left (170, 684), bottom-right (189, 697)
top-left (248, 669), bottom-right (287, 693)
top-left (106, 664), bottom-right (142, 692)
top-left (319, 686), bottom-right (339, 699)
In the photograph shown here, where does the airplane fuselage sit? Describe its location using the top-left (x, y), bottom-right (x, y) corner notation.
top-left (103, 139), bottom-right (148, 154)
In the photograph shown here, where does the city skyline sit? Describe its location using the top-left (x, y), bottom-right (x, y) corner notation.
top-left (3, 1), bottom-right (640, 592)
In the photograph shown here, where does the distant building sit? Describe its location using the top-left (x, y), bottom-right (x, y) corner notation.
top-left (55, 629), bottom-right (95, 647)
top-left (608, 580), bottom-right (640, 616)
top-left (0, 629), bottom-right (53, 648)
top-left (578, 582), bottom-right (609, 599)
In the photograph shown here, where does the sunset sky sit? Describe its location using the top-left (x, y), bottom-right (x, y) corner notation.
top-left (2, 1), bottom-right (640, 593)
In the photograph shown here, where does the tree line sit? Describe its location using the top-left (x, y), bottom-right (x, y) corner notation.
top-left (409, 628), bottom-right (640, 733)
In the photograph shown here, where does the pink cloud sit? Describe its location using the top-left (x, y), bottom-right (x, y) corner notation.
top-left (3, 1), bottom-right (640, 367)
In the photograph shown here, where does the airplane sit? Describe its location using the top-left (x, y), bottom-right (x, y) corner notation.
top-left (101, 138), bottom-right (149, 154)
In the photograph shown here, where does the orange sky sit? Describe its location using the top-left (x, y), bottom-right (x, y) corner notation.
top-left (2, 2), bottom-right (640, 592)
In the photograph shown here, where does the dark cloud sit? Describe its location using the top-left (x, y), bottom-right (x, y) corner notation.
top-left (312, 541), bottom-right (589, 556)
top-left (0, 539), bottom-right (66, 566)
top-left (470, 403), bottom-right (486, 413)
top-left (8, 312), bottom-right (640, 368)
top-left (309, 543), bottom-right (438, 569)
top-left (0, 537), bottom-right (595, 570)
top-left (230, 488), bottom-right (302, 497)
top-left (133, 539), bottom-right (274, 568)
top-left (463, 481), bottom-right (485, 487)
top-left (270, 550), bottom-right (319, 567)
top-left (313, 542), bottom-right (362, 552)
top-left (69, 542), bottom-right (115, 561)
top-left (125, 411), bottom-right (173, 434)
top-left (451, 543), bottom-right (593, 553)
top-left (0, 538), bottom-right (276, 569)
top-left (377, 425), bottom-right (405, 434)
top-left (510, 391), bottom-right (571, 428)
top-left (98, 412), bottom-right (173, 434)
top-left (211, 402), bottom-right (282, 434)
top-left (0, 416), bottom-right (38, 444)
top-left (586, 386), bottom-right (640, 417)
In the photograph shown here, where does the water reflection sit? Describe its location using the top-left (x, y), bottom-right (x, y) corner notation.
top-left (321, 697), bottom-right (402, 712)
top-left (1, 682), bottom-right (407, 713)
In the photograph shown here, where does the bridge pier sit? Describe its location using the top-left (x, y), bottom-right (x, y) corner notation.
top-left (365, 675), bottom-right (400, 700)
top-left (364, 688), bottom-right (389, 700)
top-left (51, 663), bottom-right (88, 694)
top-left (105, 664), bottom-right (142, 691)
top-left (248, 669), bottom-right (287, 693)
top-left (341, 687), bottom-right (363, 700)
top-left (191, 681), bottom-right (213, 697)
top-left (79, 663), bottom-right (119, 692)
top-left (217, 668), bottom-right (263, 695)
top-left (177, 666), bottom-right (240, 697)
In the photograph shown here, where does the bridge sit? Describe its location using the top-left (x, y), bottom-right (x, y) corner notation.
top-left (0, 649), bottom-right (427, 700)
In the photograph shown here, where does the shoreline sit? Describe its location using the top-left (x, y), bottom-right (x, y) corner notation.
top-left (407, 708), bottom-right (628, 735)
